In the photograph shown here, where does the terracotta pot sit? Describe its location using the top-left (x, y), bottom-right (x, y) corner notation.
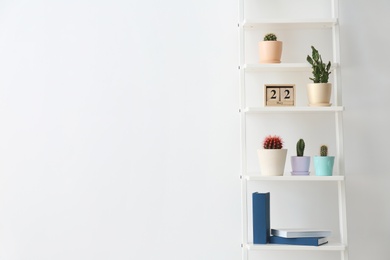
top-left (259, 41), bottom-right (282, 63)
top-left (307, 83), bottom-right (332, 106)
top-left (257, 149), bottom-right (287, 176)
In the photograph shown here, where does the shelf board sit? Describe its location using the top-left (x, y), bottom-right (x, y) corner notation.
top-left (244, 106), bottom-right (344, 113)
top-left (242, 63), bottom-right (339, 72)
top-left (242, 18), bottom-right (338, 29)
top-left (246, 242), bottom-right (346, 251)
top-left (244, 175), bottom-right (345, 181)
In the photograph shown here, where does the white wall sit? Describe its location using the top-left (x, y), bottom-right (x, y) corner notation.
top-left (340, 0), bottom-right (390, 259)
top-left (0, 0), bottom-right (388, 260)
top-left (0, 1), bottom-right (239, 259)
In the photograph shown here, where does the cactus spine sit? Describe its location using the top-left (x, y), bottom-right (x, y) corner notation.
top-left (263, 135), bottom-right (283, 149)
top-left (264, 33), bottom-right (277, 41)
top-left (296, 139), bottom-right (305, 157)
top-left (320, 145), bottom-right (328, 156)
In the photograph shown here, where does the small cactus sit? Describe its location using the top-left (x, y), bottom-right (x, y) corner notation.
top-left (264, 33), bottom-right (277, 41)
top-left (296, 139), bottom-right (305, 157)
top-left (263, 135), bottom-right (283, 149)
top-left (320, 145), bottom-right (328, 156)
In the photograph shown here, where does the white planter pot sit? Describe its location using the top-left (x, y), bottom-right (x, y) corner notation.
top-left (307, 83), bottom-right (332, 106)
top-left (257, 149), bottom-right (287, 176)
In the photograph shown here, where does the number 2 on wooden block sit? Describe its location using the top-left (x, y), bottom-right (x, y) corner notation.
top-left (267, 88), bottom-right (280, 101)
top-left (281, 87), bottom-right (293, 102)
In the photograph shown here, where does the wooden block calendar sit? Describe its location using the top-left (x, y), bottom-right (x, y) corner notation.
top-left (264, 84), bottom-right (295, 106)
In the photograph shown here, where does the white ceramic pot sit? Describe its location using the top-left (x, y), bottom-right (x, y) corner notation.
top-left (257, 149), bottom-right (287, 176)
top-left (259, 41), bottom-right (283, 63)
top-left (307, 83), bottom-right (332, 106)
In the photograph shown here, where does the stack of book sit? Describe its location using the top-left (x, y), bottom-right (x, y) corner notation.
top-left (252, 192), bottom-right (331, 246)
top-left (270, 228), bottom-right (331, 246)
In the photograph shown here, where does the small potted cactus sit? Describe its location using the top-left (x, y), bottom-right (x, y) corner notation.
top-left (313, 145), bottom-right (335, 176)
top-left (259, 33), bottom-right (283, 63)
top-left (306, 46), bottom-right (332, 106)
top-left (257, 135), bottom-right (287, 176)
top-left (290, 139), bottom-right (310, 175)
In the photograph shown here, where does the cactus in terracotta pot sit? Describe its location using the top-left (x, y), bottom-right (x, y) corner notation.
top-left (259, 33), bottom-right (282, 63)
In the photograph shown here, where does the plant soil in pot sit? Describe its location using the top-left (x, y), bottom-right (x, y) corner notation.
top-left (259, 33), bottom-right (282, 63)
top-left (306, 46), bottom-right (332, 106)
top-left (258, 135), bottom-right (287, 176)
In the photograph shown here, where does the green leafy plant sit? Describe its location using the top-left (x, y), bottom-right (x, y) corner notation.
top-left (320, 145), bottom-right (328, 156)
top-left (306, 46), bottom-right (331, 83)
top-left (263, 135), bottom-right (283, 149)
top-left (264, 33), bottom-right (277, 41)
top-left (296, 139), bottom-right (305, 156)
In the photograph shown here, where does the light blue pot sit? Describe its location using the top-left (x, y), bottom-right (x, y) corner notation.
top-left (314, 156), bottom-right (335, 176)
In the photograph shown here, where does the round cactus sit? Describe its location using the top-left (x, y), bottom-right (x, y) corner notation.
top-left (263, 135), bottom-right (283, 149)
top-left (264, 33), bottom-right (277, 41)
top-left (320, 145), bottom-right (328, 156)
top-left (296, 139), bottom-right (305, 156)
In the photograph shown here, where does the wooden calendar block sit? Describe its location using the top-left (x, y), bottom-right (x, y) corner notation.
top-left (280, 87), bottom-right (295, 106)
top-left (265, 87), bottom-right (280, 106)
top-left (264, 84), bottom-right (295, 106)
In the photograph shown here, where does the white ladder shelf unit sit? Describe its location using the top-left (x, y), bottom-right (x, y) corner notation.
top-left (238, 0), bottom-right (348, 260)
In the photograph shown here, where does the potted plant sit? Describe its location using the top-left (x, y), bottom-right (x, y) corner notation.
top-left (314, 145), bottom-right (335, 176)
top-left (306, 46), bottom-right (332, 106)
top-left (257, 135), bottom-right (287, 176)
top-left (291, 139), bottom-right (310, 175)
top-left (259, 33), bottom-right (282, 63)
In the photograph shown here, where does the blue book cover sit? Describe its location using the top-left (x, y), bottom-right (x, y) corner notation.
top-left (269, 236), bottom-right (328, 246)
top-left (252, 192), bottom-right (270, 244)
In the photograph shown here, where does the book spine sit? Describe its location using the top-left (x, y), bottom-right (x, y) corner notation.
top-left (252, 192), bottom-right (270, 244)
